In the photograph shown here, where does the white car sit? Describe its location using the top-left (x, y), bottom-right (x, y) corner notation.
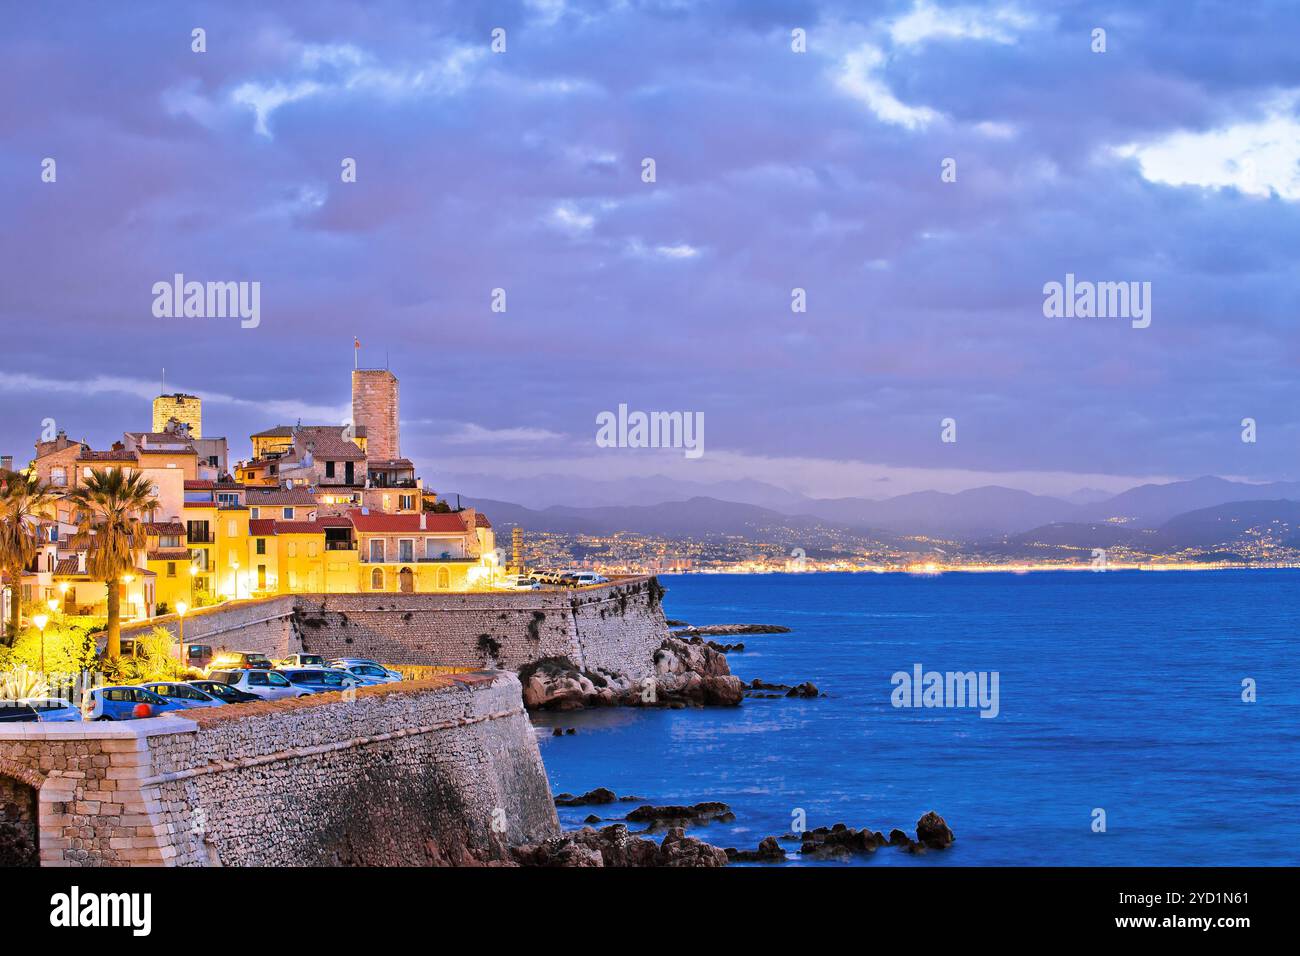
top-left (330, 659), bottom-right (403, 684)
top-left (571, 572), bottom-right (609, 586)
top-left (207, 668), bottom-right (306, 700)
top-left (493, 574), bottom-right (540, 591)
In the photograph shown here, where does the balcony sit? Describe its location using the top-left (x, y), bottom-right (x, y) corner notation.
top-left (324, 541), bottom-right (357, 552)
top-left (187, 532), bottom-right (215, 544)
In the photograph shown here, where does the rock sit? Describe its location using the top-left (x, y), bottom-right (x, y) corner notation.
top-left (725, 835), bottom-right (787, 863)
top-left (625, 801), bottom-right (734, 826)
top-left (673, 624), bottom-right (791, 636)
top-left (916, 811), bottom-right (954, 849)
top-left (554, 787), bottom-right (619, 807)
top-left (584, 814), bottom-right (602, 823)
top-left (512, 824), bottom-right (727, 868)
top-left (785, 681), bottom-right (819, 698)
top-left (551, 728), bottom-right (564, 736)
top-left (888, 828), bottom-right (912, 847)
top-left (749, 678), bottom-right (790, 691)
top-left (799, 823), bottom-right (883, 859)
top-left (565, 728), bottom-right (577, 735)
top-left (651, 637), bottom-right (745, 707)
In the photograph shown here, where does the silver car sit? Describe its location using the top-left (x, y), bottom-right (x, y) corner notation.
top-left (142, 681), bottom-right (226, 709)
top-left (207, 668), bottom-right (306, 700)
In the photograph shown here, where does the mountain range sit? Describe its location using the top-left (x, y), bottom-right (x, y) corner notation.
top-left (454, 475), bottom-right (1300, 555)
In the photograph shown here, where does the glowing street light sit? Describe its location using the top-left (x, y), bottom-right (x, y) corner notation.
top-left (32, 612), bottom-right (50, 675)
top-left (175, 600), bottom-right (189, 669)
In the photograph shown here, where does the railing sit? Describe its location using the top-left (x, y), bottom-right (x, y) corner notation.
top-left (324, 541), bottom-right (357, 551)
top-left (187, 532), bottom-right (216, 544)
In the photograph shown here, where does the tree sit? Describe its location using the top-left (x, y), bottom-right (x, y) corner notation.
top-left (69, 469), bottom-right (157, 661)
top-left (0, 469), bottom-right (53, 645)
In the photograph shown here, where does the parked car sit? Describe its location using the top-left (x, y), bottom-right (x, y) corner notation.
top-left (278, 653), bottom-right (327, 668)
top-left (18, 697), bottom-right (82, 722)
top-left (82, 685), bottom-right (192, 721)
top-left (330, 659), bottom-right (403, 684)
top-left (0, 703), bottom-right (39, 723)
top-left (279, 668), bottom-right (365, 694)
top-left (207, 650), bottom-right (272, 672)
top-left (556, 572), bottom-right (580, 587)
top-left (142, 681), bottom-right (226, 709)
top-left (493, 574), bottom-right (540, 591)
top-left (188, 680), bottom-right (260, 704)
top-left (207, 668), bottom-right (306, 700)
top-left (570, 572), bottom-right (609, 586)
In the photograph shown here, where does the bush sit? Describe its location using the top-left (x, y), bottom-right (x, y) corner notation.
top-left (6, 624), bottom-right (97, 675)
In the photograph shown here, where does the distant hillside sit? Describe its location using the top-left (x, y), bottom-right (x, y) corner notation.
top-left (802, 486), bottom-right (1077, 538)
top-left (1074, 476), bottom-right (1300, 527)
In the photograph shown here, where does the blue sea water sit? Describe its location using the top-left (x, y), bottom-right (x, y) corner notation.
top-left (531, 570), bottom-right (1300, 865)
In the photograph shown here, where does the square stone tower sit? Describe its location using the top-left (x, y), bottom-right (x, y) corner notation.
top-left (351, 369), bottom-right (399, 462)
top-left (153, 393), bottom-right (202, 438)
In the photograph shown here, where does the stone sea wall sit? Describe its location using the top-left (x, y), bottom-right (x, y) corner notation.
top-left (125, 577), bottom-right (670, 680)
top-left (0, 672), bottom-right (559, 866)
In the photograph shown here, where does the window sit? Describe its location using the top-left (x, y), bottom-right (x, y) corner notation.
top-left (50, 466), bottom-right (66, 487)
top-left (247, 673), bottom-right (268, 686)
top-left (227, 519), bottom-right (237, 537)
top-left (255, 538), bottom-right (266, 555)
top-left (308, 541), bottom-right (319, 557)
top-left (257, 565), bottom-right (267, 589)
top-left (268, 673), bottom-right (291, 687)
top-left (437, 568), bottom-right (450, 589)
top-left (371, 568), bottom-right (384, 590)
top-left (369, 539), bottom-right (385, 563)
top-left (250, 507), bottom-right (260, 519)
top-left (398, 539), bottom-right (414, 563)
top-left (287, 542), bottom-right (297, 558)
top-left (399, 494), bottom-right (414, 510)
top-left (283, 507), bottom-right (293, 520)
top-left (325, 461), bottom-right (335, 478)
top-left (167, 562), bottom-right (176, 578)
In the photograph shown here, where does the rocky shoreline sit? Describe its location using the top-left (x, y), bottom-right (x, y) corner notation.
top-left (524, 789), bottom-right (954, 867)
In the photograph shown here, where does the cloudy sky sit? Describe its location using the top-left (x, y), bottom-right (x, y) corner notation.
top-left (2, 0), bottom-right (1298, 502)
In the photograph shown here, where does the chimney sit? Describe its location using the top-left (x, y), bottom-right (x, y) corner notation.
top-left (420, 513), bottom-right (426, 530)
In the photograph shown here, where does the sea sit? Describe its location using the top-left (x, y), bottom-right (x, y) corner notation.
top-left (531, 570), bottom-right (1300, 865)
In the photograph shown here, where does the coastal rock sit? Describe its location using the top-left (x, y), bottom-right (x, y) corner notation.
top-left (725, 836), bottom-right (787, 863)
top-left (625, 801), bottom-right (734, 826)
top-left (799, 823), bottom-right (885, 859)
top-left (554, 787), bottom-right (618, 807)
top-left (785, 681), bottom-right (819, 698)
top-left (916, 811), bottom-right (954, 849)
top-left (513, 824), bottom-right (727, 868)
top-left (672, 624), bottom-right (791, 636)
top-left (888, 828), bottom-right (912, 847)
top-left (651, 636), bottom-right (745, 706)
top-left (520, 657), bottom-right (635, 710)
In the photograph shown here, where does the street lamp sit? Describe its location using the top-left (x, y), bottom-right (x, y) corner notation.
top-left (32, 612), bottom-right (49, 676)
top-left (175, 600), bottom-right (189, 669)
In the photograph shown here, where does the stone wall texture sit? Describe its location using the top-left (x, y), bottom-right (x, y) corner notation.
top-left (0, 672), bottom-right (559, 867)
top-left (126, 577), bottom-right (670, 680)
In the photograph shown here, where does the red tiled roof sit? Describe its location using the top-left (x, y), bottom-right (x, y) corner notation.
top-left (246, 487), bottom-right (318, 505)
top-left (348, 509), bottom-right (467, 533)
top-left (54, 557), bottom-right (84, 575)
top-left (77, 449), bottom-right (137, 462)
top-left (249, 519), bottom-right (276, 536)
top-left (275, 520), bottom-right (328, 534)
top-left (474, 512), bottom-right (492, 528)
top-left (367, 458), bottom-right (414, 470)
top-left (147, 549), bottom-right (191, 561)
top-left (144, 522), bottom-right (186, 535)
top-left (184, 479), bottom-right (214, 490)
top-left (253, 424), bottom-right (366, 439)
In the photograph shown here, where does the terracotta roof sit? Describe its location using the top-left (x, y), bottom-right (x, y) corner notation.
top-left (275, 520), bottom-right (329, 534)
top-left (77, 449), bottom-right (137, 462)
top-left (184, 479), bottom-right (214, 490)
top-left (54, 557), bottom-right (84, 575)
top-left (368, 458), bottom-right (414, 470)
top-left (253, 424), bottom-right (366, 439)
top-left (286, 429), bottom-right (365, 462)
top-left (248, 519), bottom-right (276, 536)
top-left (246, 487), bottom-right (318, 505)
top-left (144, 522), bottom-right (186, 535)
top-left (137, 447), bottom-right (195, 455)
top-left (147, 549), bottom-right (191, 561)
top-left (474, 512), bottom-right (492, 528)
top-left (348, 509), bottom-right (467, 533)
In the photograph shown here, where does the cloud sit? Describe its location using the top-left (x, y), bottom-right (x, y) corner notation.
top-left (443, 423), bottom-right (566, 445)
top-left (889, 2), bottom-right (1037, 47)
top-left (547, 202), bottom-right (596, 235)
top-left (212, 40), bottom-right (486, 137)
top-left (835, 44), bottom-right (940, 130)
top-left (1113, 95), bottom-right (1300, 200)
top-left (0, 372), bottom-right (347, 427)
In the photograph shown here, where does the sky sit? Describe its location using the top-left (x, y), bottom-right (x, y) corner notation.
top-left (2, 0), bottom-right (1299, 503)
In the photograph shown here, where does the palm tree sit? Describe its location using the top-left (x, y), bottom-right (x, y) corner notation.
top-left (0, 469), bottom-right (53, 645)
top-left (69, 468), bottom-right (157, 661)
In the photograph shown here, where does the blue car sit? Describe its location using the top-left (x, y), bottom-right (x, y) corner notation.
top-left (278, 668), bottom-right (365, 694)
top-left (142, 681), bottom-right (226, 709)
top-left (18, 697), bottom-right (82, 722)
top-left (82, 685), bottom-right (192, 721)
